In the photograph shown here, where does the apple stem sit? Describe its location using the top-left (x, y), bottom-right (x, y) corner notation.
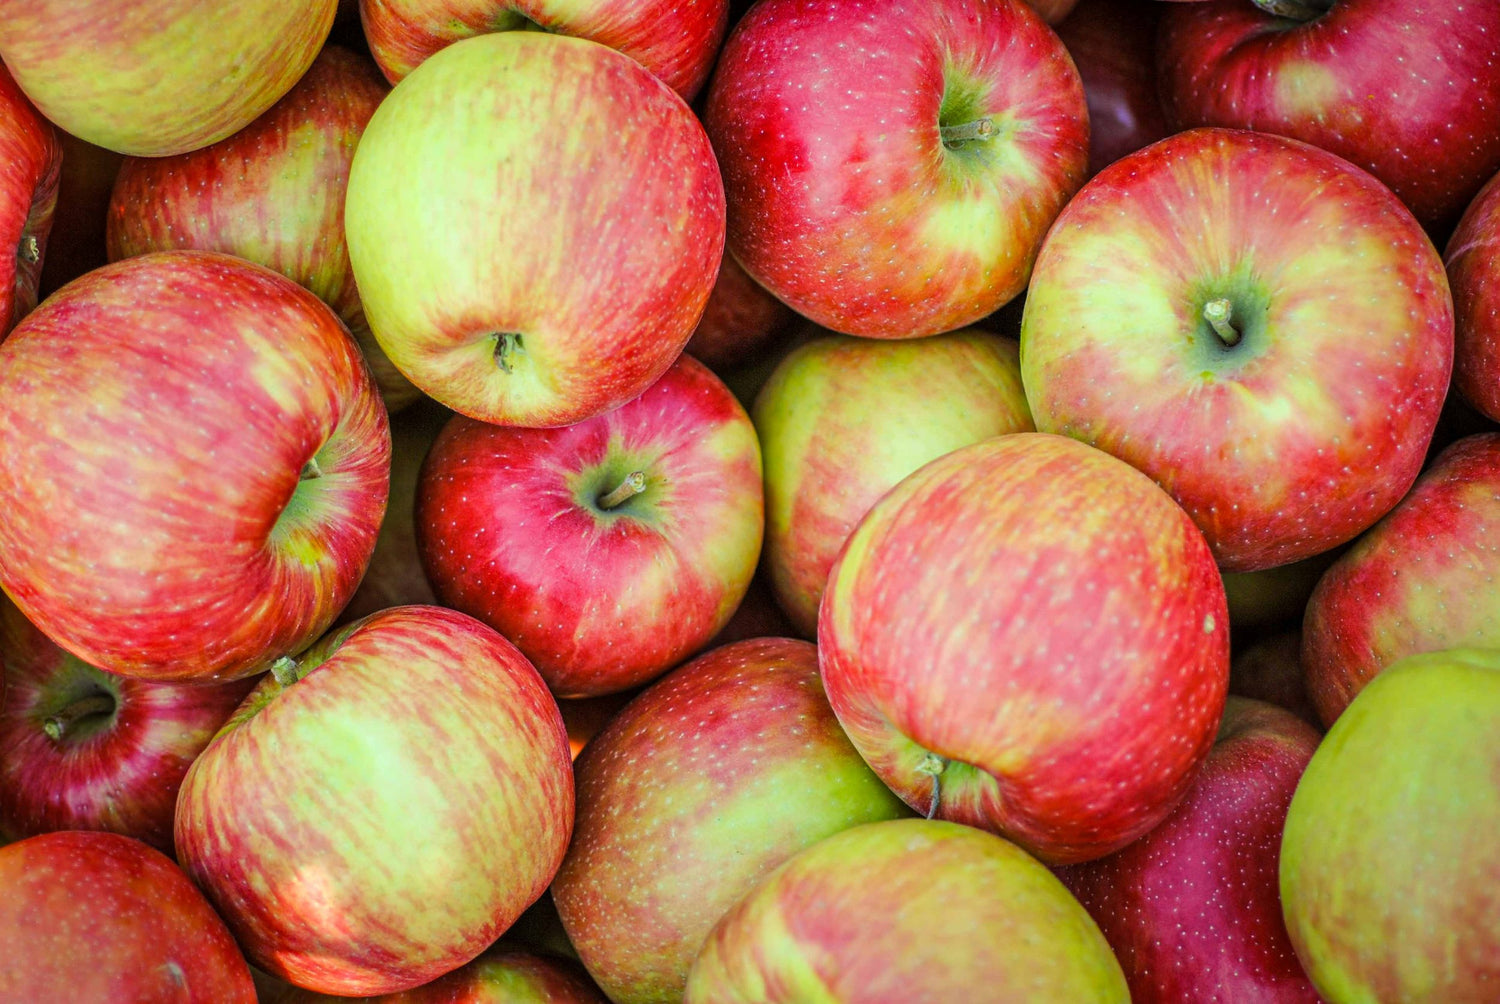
top-left (494, 333), bottom-right (524, 374)
top-left (939, 118), bottom-right (995, 150)
top-left (1203, 298), bottom-right (1242, 348)
top-left (301, 456), bottom-right (324, 480)
top-left (916, 752), bottom-right (948, 819)
top-left (42, 693), bottom-right (116, 741)
top-left (18, 234), bottom-right (39, 265)
top-left (1251, 0), bottom-right (1332, 19)
top-left (597, 471), bottom-right (647, 510)
top-left (269, 655), bottom-right (301, 687)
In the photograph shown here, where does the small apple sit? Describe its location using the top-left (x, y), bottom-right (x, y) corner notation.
top-left (0, 58), bottom-right (60, 339)
top-left (684, 252), bottom-right (797, 374)
top-left (273, 944), bottom-right (608, 1003)
top-left (1053, 0), bottom-right (1168, 178)
top-left (1229, 630), bottom-right (1321, 730)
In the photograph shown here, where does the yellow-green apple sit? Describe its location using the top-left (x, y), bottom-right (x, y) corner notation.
top-left (703, 0), bottom-right (1090, 339)
top-left (685, 818), bottom-right (1130, 1002)
top-left (818, 432), bottom-right (1229, 865)
top-left (0, 59), bottom-right (60, 339)
top-left (1280, 648), bottom-right (1500, 1001)
top-left (0, 595), bottom-right (257, 854)
top-left (0, 0), bottom-right (336, 157)
top-left (106, 46), bottom-right (419, 412)
top-left (345, 31), bottom-right (724, 428)
top-left (753, 327), bottom-right (1034, 637)
top-left (1053, 0), bottom-right (1167, 179)
top-left (0, 829), bottom-right (256, 1002)
top-left (273, 944), bottom-right (609, 1003)
top-left (415, 354), bottom-right (763, 697)
top-left (1302, 432), bottom-right (1500, 726)
top-left (0, 251), bottom-right (390, 683)
top-left (1020, 127), bottom-right (1453, 572)
top-left (1445, 167), bottom-right (1500, 421)
top-left (35, 130), bottom-right (120, 300)
top-left (1054, 697), bottom-right (1323, 1002)
top-left (1156, 0), bottom-right (1500, 234)
top-left (684, 253), bottom-right (797, 373)
top-left (1230, 630), bottom-right (1321, 730)
top-left (175, 604), bottom-right (574, 996)
top-left (359, 0), bottom-right (728, 102)
top-left (551, 637), bottom-right (913, 1004)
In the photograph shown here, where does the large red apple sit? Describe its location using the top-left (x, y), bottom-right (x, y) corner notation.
top-left (0, 250), bottom-right (391, 683)
top-left (0, 59), bottom-right (60, 340)
top-left (1020, 127), bottom-right (1453, 572)
top-left (818, 432), bottom-right (1229, 865)
top-left (1445, 167), bottom-right (1500, 421)
top-left (704, 0), bottom-right (1089, 339)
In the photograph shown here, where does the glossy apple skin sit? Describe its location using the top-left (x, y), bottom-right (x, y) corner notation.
top-left (1053, 0), bottom-right (1167, 179)
top-left (1020, 127), bottom-right (1453, 572)
top-left (552, 637), bottom-right (913, 1004)
top-left (346, 31), bottom-right (724, 428)
top-left (1445, 168), bottom-right (1500, 421)
top-left (360, 0), bottom-right (728, 101)
top-left (685, 818), bottom-right (1130, 1002)
top-left (0, 596), bottom-right (256, 854)
top-left (0, 251), bottom-right (390, 683)
top-left (684, 253), bottom-right (797, 373)
top-left (107, 46), bottom-right (418, 413)
top-left (1302, 432), bottom-right (1500, 726)
top-left (0, 830), bottom-right (256, 1002)
top-left (0, 60), bottom-right (60, 340)
top-left (819, 432), bottom-right (1229, 866)
top-left (704, 0), bottom-right (1089, 339)
top-left (753, 328), bottom-right (1034, 636)
top-left (0, 0), bottom-right (336, 157)
top-left (1157, 0), bottom-right (1500, 234)
top-left (175, 605), bottom-right (574, 996)
top-left (1054, 697), bottom-right (1323, 1002)
top-left (1281, 648), bottom-right (1500, 1001)
top-left (274, 944), bottom-right (608, 1003)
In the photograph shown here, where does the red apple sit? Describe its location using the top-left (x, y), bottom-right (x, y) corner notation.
top-left (684, 252), bottom-right (797, 373)
top-left (1054, 696), bottom-right (1323, 1002)
top-left (345, 31), bottom-right (724, 428)
top-left (1230, 630), bottom-right (1321, 730)
top-left (0, 829), bottom-right (256, 1002)
top-left (704, 0), bottom-right (1090, 339)
top-left (0, 0), bottom-right (337, 157)
top-left (106, 45), bottom-right (419, 412)
top-left (1156, 0), bottom-right (1500, 233)
top-left (273, 944), bottom-right (608, 1003)
top-left (0, 250), bottom-right (391, 683)
top-left (35, 129), bottom-right (121, 300)
top-left (818, 432), bottom-right (1229, 865)
top-left (551, 637), bottom-right (913, 1004)
top-left (416, 354), bottom-right (763, 697)
top-left (0, 58), bottom-right (60, 339)
top-left (1019, 127), bottom-right (1453, 572)
top-left (1053, 0), bottom-right (1168, 179)
top-left (1445, 167), bottom-right (1500, 421)
top-left (175, 604), bottom-right (574, 996)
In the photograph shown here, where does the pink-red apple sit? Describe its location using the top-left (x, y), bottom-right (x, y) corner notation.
top-left (0, 59), bottom-right (59, 340)
top-left (684, 253), bottom-right (797, 373)
top-left (1445, 167), bottom-right (1500, 421)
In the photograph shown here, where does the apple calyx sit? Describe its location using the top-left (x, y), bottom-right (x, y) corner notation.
top-left (268, 655), bottom-right (305, 687)
top-left (1250, 0), bottom-right (1333, 21)
top-left (597, 470), bottom-right (648, 510)
top-left (916, 752), bottom-right (949, 819)
top-left (493, 333), bottom-right (525, 374)
top-left (300, 456), bottom-right (324, 480)
top-left (17, 235), bottom-right (39, 265)
top-left (1202, 298), bottom-right (1242, 348)
top-left (940, 118), bottom-right (996, 151)
top-left (42, 691), bottom-right (116, 742)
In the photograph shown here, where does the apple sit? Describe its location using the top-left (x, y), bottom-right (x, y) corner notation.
top-left (1024, 0), bottom-right (1081, 23)
top-left (175, 604), bottom-right (574, 996)
top-left (818, 432), bottom-right (1229, 866)
top-left (1445, 167), bottom-right (1500, 421)
top-left (551, 637), bottom-right (913, 1004)
top-left (1019, 127), bottom-right (1453, 572)
top-left (754, 327), bottom-right (1034, 637)
top-left (0, 250), bottom-right (391, 683)
top-left (1054, 696), bottom-right (1323, 1002)
top-left (0, 59), bottom-right (60, 340)
top-left (0, 829), bottom-right (256, 1002)
top-left (273, 944), bottom-right (609, 1003)
top-left (359, 0), bottom-right (728, 102)
top-left (0, 594), bottom-right (257, 854)
top-left (415, 353), bottom-right (763, 697)
top-left (1053, 0), bottom-right (1168, 179)
top-left (1156, 0), bottom-right (1500, 234)
top-left (685, 818), bottom-right (1130, 1002)
top-left (1281, 647), bottom-right (1500, 1000)
top-left (0, 0), bottom-right (337, 157)
top-left (1221, 549), bottom-right (1339, 634)
top-left (106, 45), bottom-right (420, 412)
top-left (35, 129), bottom-right (121, 300)
top-left (345, 30), bottom-right (724, 429)
top-left (684, 252), bottom-right (797, 374)
top-left (1229, 630), bottom-right (1321, 730)
top-left (703, 0), bottom-right (1090, 339)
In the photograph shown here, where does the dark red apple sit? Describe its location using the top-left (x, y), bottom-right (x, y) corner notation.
top-left (1054, 0), bottom-right (1168, 179)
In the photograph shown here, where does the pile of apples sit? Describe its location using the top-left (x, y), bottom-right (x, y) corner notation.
top-left (1, 0), bottom-right (1499, 1000)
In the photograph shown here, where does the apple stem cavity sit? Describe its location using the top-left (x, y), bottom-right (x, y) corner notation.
top-left (916, 752), bottom-right (948, 819)
top-left (42, 692), bottom-right (116, 741)
top-left (597, 471), bottom-right (648, 510)
top-left (494, 333), bottom-right (525, 374)
top-left (17, 234), bottom-right (39, 265)
top-left (1251, 0), bottom-right (1333, 20)
top-left (939, 117), bottom-right (995, 150)
top-left (1203, 298), bottom-right (1242, 348)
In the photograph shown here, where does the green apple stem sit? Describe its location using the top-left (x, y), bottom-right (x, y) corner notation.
top-left (301, 456), bottom-right (324, 480)
top-left (494, 333), bottom-right (524, 374)
top-left (916, 752), bottom-right (948, 819)
top-left (42, 693), bottom-right (116, 741)
top-left (18, 234), bottom-right (39, 265)
top-left (939, 118), bottom-right (995, 150)
top-left (269, 655), bottom-right (303, 687)
top-left (597, 471), bottom-right (647, 510)
top-left (1203, 298), bottom-right (1242, 348)
top-left (1250, 0), bottom-right (1333, 19)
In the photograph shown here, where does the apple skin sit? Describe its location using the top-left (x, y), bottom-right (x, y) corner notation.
top-left (175, 604), bottom-right (574, 996)
top-left (1053, 0), bottom-right (1168, 179)
top-left (1054, 696), bottom-right (1323, 1002)
top-left (753, 327), bottom-right (1034, 637)
top-left (1445, 167), bottom-right (1500, 421)
top-left (1019, 127), bottom-right (1453, 573)
top-left (1302, 432), bottom-right (1500, 727)
top-left (0, 829), bottom-right (257, 1002)
top-left (685, 818), bottom-right (1130, 1002)
top-left (0, 0), bottom-right (336, 157)
top-left (818, 432), bottom-right (1229, 866)
top-left (551, 637), bottom-right (914, 1004)
top-left (0, 59), bottom-right (60, 340)
top-left (1156, 0), bottom-right (1500, 234)
top-left (359, 0), bottom-right (728, 102)
top-left (703, 0), bottom-right (1090, 339)
top-left (345, 31), bottom-right (724, 429)
top-left (106, 45), bottom-right (419, 413)
top-left (416, 353), bottom-right (763, 697)
top-left (0, 251), bottom-right (391, 683)
top-left (1280, 648), bottom-right (1500, 1001)
top-left (1230, 630), bottom-right (1321, 730)
top-left (0, 595), bottom-right (257, 854)
top-left (684, 252), bottom-right (798, 374)
top-left (273, 944), bottom-right (609, 1003)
